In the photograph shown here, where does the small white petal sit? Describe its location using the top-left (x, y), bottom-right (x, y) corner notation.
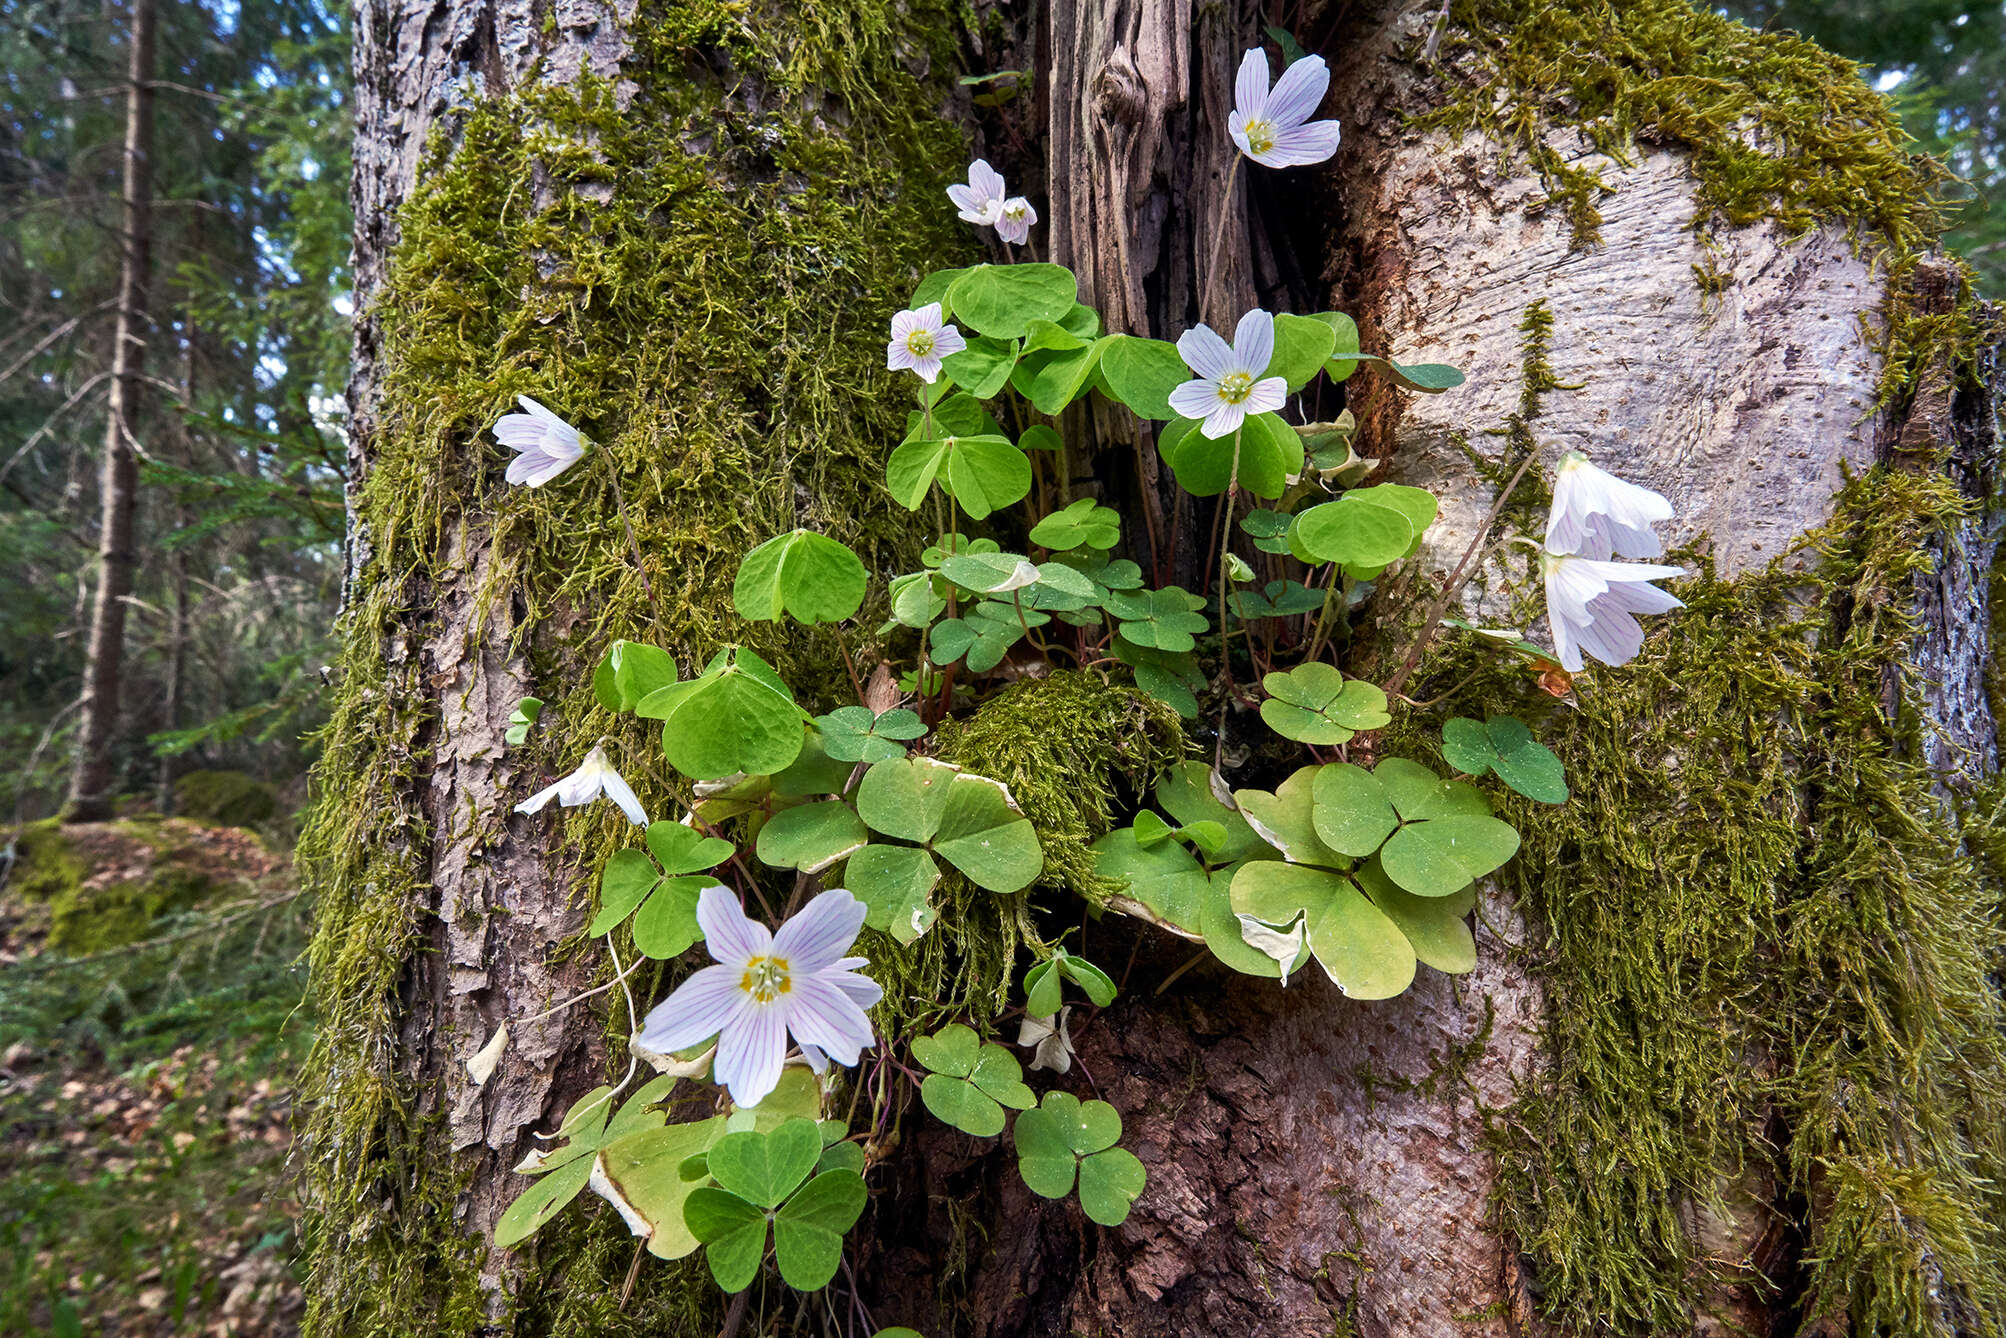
top-left (697, 886), bottom-right (770, 965)
top-left (596, 764), bottom-right (649, 826)
top-left (1233, 48), bottom-right (1270, 122)
top-left (636, 964), bottom-right (748, 1053)
top-left (465, 1023), bottom-right (509, 1086)
top-left (714, 1003), bottom-right (788, 1109)
top-left (910, 353), bottom-right (944, 383)
top-left (1201, 399), bottom-right (1247, 440)
top-left (890, 308), bottom-right (923, 340)
top-left (1244, 376), bottom-right (1288, 416)
top-left (933, 324), bottom-right (968, 359)
top-left (514, 780), bottom-right (564, 816)
top-left (887, 342), bottom-right (919, 373)
top-left (1232, 309), bottom-right (1275, 377)
top-left (1176, 324), bottom-right (1235, 381)
top-left (780, 974), bottom-right (875, 1068)
top-left (771, 889), bottom-right (868, 971)
top-left (1260, 121), bottom-right (1342, 168)
top-left (1264, 54), bottom-right (1330, 129)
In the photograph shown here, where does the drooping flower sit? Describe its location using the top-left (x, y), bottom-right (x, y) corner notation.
top-left (886, 303), bottom-right (967, 384)
top-left (996, 196), bottom-right (1037, 245)
top-left (1015, 1007), bottom-right (1076, 1074)
top-left (1545, 451), bottom-right (1675, 558)
top-left (1228, 48), bottom-right (1342, 169)
top-left (493, 395), bottom-right (587, 487)
top-left (634, 887), bottom-right (881, 1108)
top-left (515, 743), bottom-right (648, 826)
top-left (1168, 308), bottom-right (1288, 439)
top-left (947, 159), bottom-right (1007, 227)
top-left (1542, 551), bottom-right (1686, 673)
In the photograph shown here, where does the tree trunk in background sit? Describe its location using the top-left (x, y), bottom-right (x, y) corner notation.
top-left (309, 0), bottom-right (2004, 1335)
top-left (64, 0), bottom-right (157, 823)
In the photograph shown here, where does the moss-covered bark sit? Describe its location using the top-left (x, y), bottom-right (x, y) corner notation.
top-left (297, 3), bottom-right (971, 1332)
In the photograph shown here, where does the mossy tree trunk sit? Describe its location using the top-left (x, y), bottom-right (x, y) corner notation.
top-left (307, 1), bottom-right (2005, 1336)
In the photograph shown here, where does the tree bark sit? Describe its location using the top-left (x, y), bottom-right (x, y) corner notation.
top-left (64, 0), bottom-right (157, 823)
top-left (310, 1), bottom-right (2004, 1335)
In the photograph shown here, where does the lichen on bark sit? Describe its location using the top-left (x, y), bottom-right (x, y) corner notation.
top-left (295, 1), bottom-right (972, 1331)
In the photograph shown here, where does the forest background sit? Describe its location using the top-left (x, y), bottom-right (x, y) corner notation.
top-left (0, 0), bottom-right (2000, 1333)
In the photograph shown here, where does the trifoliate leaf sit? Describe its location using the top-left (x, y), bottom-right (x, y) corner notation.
top-left (1103, 585), bottom-right (1209, 652)
top-left (1258, 664), bottom-right (1391, 746)
top-left (942, 334), bottom-right (1018, 398)
top-left (638, 647), bottom-right (806, 781)
top-left (1440, 715), bottom-right (1568, 803)
top-left (1269, 312), bottom-right (1338, 392)
top-left (754, 800), bottom-right (869, 873)
top-left (815, 706), bottom-right (927, 764)
top-left (844, 843), bottom-right (940, 943)
top-left (733, 529), bottom-right (869, 626)
top-left (594, 641), bottom-right (678, 713)
top-left (771, 1169), bottom-right (867, 1290)
top-left (1229, 860), bottom-right (1416, 999)
top-left (1310, 759), bottom-right (1520, 895)
top-left (946, 263), bottom-right (1079, 339)
top-left (1029, 497), bottom-right (1121, 551)
top-left (1290, 497), bottom-right (1413, 569)
top-left (1012, 338), bottom-right (1108, 413)
top-left (1156, 412), bottom-right (1303, 500)
top-left (1097, 335), bottom-right (1189, 420)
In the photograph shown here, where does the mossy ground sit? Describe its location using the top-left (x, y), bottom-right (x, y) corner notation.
top-left (293, 0), bottom-right (975, 1333)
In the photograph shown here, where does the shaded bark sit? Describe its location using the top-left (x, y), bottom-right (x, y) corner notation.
top-left (65, 0), bottom-right (157, 823)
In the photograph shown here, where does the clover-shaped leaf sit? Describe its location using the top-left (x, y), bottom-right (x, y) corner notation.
top-left (1240, 509), bottom-right (1292, 555)
top-left (941, 334), bottom-right (1018, 398)
top-left (946, 263), bottom-right (1079, 338)
top-left (770, 1167), bottom-right (867, 1290)
top-left (1229, 860), bottom-right (1417, 999)
top-left (1029, 497), bottom-right (1121, 552)
top-left (496, 1077), bottom-right (678, 1248)
top-left (1310, 759), bottom-right (1520, 896)
top-left (913, 1023), bottom-right (1035, 1136)
top-left (844, 758), bottom-right (1043, 936)
top-left (1234, 766), bottom-right (1349, 868)
top-left (1268, 312), bottom-right (1339, 392)
top-left (1096, 334), bottom-right (1188, 420)
top-left (1358, 859), bottom-right (1476, 975)
top-left (1156, 412), bottom-right (1303, 500)
top-left (1112, 634), bottom-right (1205, 718)
top-left (592, 1113), bottom-right (728, 1260)
top-left (1441, 715), bottom-right (1568, 804)
top-left (1258, 663), bottom-right (1392, 746)
top-left (886, 434), bottom-right (1033, 520)
top-left (1090, 826), bottom-right (1213, 933)
top-left (1011, 1092), bottom-right (1146, 1226)
top-left (1155, 761), bottom-right (1273, 865)
top-left (733, 529), bottom-right (868, 626)
top-left (638, 647), bottom-right (807, 781)
top-left (844, 844), bottom-right (940, 943)
top-left (1290, 497), bottom-right (1413, 570)
top-left (1104, 586), bottom-right (1209, 652)
top-left (590, 821), bottom-right (733, 957)
top-left (754, 800), bottom-right (869, 874)
top-left (1323, 350), bottom-right (1467, 392)
top-left (815, 706), bottom-right (927, 764)
top-left (505, 697), bottom-right (542, 747)
top-left (887, 572), bottom-right (949, 630)
top-left (1228, 579), bottom-right (1324, 620)
top-left (937, 550), bottom-right (1041, 595)
top-left (930, 601), bottom-right (1045, 673)
top-left (1011, 337), bottom-right (1108, 413)
top-left (593, 640), bottom-right (679, 713)
top-left (1023, 948), bottom-right (1116, 1017)
top-left (684, 1117), bottom-right (865, 1293)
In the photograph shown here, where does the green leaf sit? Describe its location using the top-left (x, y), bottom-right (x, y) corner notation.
top-left (1307, 311), bottom-right (1361, 382)
top-left (816, 706), bottom-right (926, 764)
top-left (1156, 412), bottom-right (1302, 500)
top-left (1019, 424), bottom-right (1064, 453)
top-left (818, 1141), bottom-right (867, 1175)
top-left (591, 848), bottom-right (662, 936)
top-left (641, 648), bottom-right (806, 781)
top-left (683, 1187), bottom-right (768, 1291)
top-left (1228, 578), bottom-right (1324, 620)
top-left (1359, 860), bottom-right (1476, 975)
top-left (1258, 663), bottom-right (1392, 746)
top-left (646, 820), bottom-right (734, 874)
top-left (708, 1119), bottom-right (822, 1208)
top-left (595, 1115), bottom-right (728, 1260)
top-left (1078, 1147), bottom-right (1148, 1226)
top-left (1090, 826), bottom-right (1211, 933)
top-left (937, 550), bottom-right (1041, 595)
top-left (1311, 759), bottom-right (1520, 895)
top-left (1058, 952), bottom-right (1118, 1006)
top-left (855, 756), bottom-right (958, 842)
top-left (885, 437), bottom-right (950, 509)
top-left (1345, 484), bottom-right (1438, 556)
top-left (595, 641), bottom-right (678, 713)
top-left (1011, 338), bottom-right (1108, 413)
top-left (933, 772), bottom-right (1043, 892)
top-left (754, 800), bottom-right (869, 873)
top-left (888, 572), bottom-right (949, 629)
top-left (941, 436), bottom-right (1033, 520)
top-left (632, 876), bottom-right (709, 958)
top-left (1229, 861), bottom-right (1417, 999)
top-left (771, 1169), bottom-right (868, 1290)
top-left (946, 263), bottom-right (1079, 338)
top-left (1304, 762), bottom-right (1400, 858)
top-left (910, 267), bottom-right (970, 316)
top-left (1240, 508), bottom-right (1293, 554)
top-left (1441, 715), bottom-right (1568, 804)
top-left (1154, 762), bottom-right (1273, 865)
top-left (1200, 864), bottom-right (1304, 978)
top-left (1113, 634), bottom-right (1205, 718)
top-left (1029, 497), bottom-right (1121, 551)
top-left (1269, 312), bottom-right (1338, 392)
top-left (845, 843), bottom-right (941, 943)
top-left (1103, 585), bottom-right (1209, 652)
top-left (1097, 335), bottom-right (1189, 420)
top-left (505, 697), bottom-right (543, 747)
top-left (920, 1071), bottom-right (1007, 1135)
top-left (1290, 498), bottom-right (1414, 569)
top-left (1264, 22), bottom-right (1308, 64)
top-left (969, 1040), bottom-right (1036, 1109)
top-left (910, 1022), bottom-right (980, 1076)
top-left (1011, 1092), bottom-right (1133, 1208)
top-left (495, 1155), bottom-right (595, 1248)
top-left (1235, 766), bottom-right (1349, 867)
top-left (733, 530), bottom-right (868, 626)
top-left (942, 335), bottom-right (1018, 398)
top-left (774, 732), bottom-right (855, 798)
top-left (1323, 350), bottom-right (1466, 392)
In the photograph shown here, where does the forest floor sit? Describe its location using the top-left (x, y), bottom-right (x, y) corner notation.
top-left (1, 815), bottom-right (310, 1337)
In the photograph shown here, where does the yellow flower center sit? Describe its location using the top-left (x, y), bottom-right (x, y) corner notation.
top-left (905, 329), bottom-right (936, 357)
top-left (740, 954), bottom-right (793, 1004)
top-left (1217, 371), bottom-right (1254, 404)
top-left (1243, 118), bottom-right (1276, 156)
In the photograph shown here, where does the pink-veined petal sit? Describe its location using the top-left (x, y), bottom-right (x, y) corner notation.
top-left (912, 302), bottom-right (945, 329)
top-left (1229, 123), bottom-right (1256, 161)
top-left (513, 779), bottom-right (564, 816)
top-left (1264, 53), bottom-right (1330, 129)
top-left (780, 973), bottom-right (875, 1068)
top-left (1233, 48), bottom-right (1269, 121)
top-left (713, 1003), bottom-right (788, 1108)
top-left (1176, 323), bottom-right (1235, 380)
top-left (910, 353), bottom-right (944, 383)
top-left (697, 886), bottom-right (770, 966)
top-left (1547, 603), bottom-right (1583, 673)
top-left (798, 1042), bottom-right (830, 1074)
top-left (1167, 378), bottom-right (1223, 422)
top-left (1570, 558), bottom-right (1685, 584)
top-left (1201, 399), bottom-right (1246, 440)
top-left (597, 764), bottom-right (649, 826)
top-left (1574, 603), bottom-right (1643, 667)
top-left (492, 415), bottom-right (550, 449)
top-left (933, 324), bottom-right (968, 358)
top-left (890, 308), bottom-right (922, 340)
top-left (967, 159), bottom-right (1005, 203)
top-left (505, 448), bottom-right (556, 485)
top-left (773, 889), bottom-right (868, 972)
top-left (1261, 120), bottom-right (1342, 168)
top-left (828, 966), bottom-right (883, 1009)
top-left (887, 342), bottom-right (919, 373)
top-left (636, 964), bottom-right (747, 1052)
top-left (1243, 376), bottom-right (1288, 417)
top-left (1232, 309), bottom-right (1275, 376)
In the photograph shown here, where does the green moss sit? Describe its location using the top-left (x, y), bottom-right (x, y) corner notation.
top-left (1396, 466), bottom-right (2006, 1336)
top-left (172, 769), bottom-right (279, 829)
top-left (858, 672), bottom-right (1187, 1034)
top-left (11, 819), bottom-right (232, 955)
top-left (293, 0), bottom-right (973, 1332)
top-left (1419, 0), bottom-right (1947, 251)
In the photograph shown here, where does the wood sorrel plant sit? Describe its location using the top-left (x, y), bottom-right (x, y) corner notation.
top-left (466, 41), bottom-right (1687, 1310)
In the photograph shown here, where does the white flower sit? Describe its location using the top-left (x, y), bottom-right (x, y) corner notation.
top-left (1016, 1007), bottom-right (1075, 1074)
top-left (996, 196), bottom-right (1037, 245)
top-left (886, 303), bottom-right (967, 384)
top-left (947, 159), bottom-right (1007, 227)
top-left (514, 743), bottom-right (648, 826)
top-left (1542, 551), bottom-right (1686, 673)
top-left (1546, 451), bottom-right (1674, 559)
top-left (1229, 49), bottom-right (1342, 168)
top-left (634, 888), bottom-right (882, 1108)
top-left (1168, 308), bottom-right (1289, 439)
top-left (493, 395), bottom-right (587, 487)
